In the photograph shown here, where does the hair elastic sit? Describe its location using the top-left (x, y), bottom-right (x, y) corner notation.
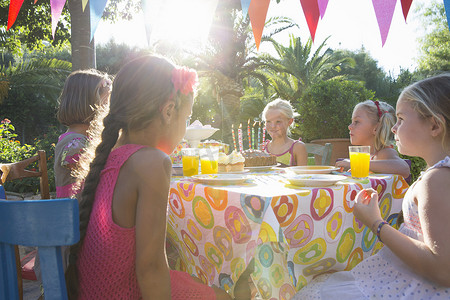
top-left (373, 100), bottom-right (388, 119)
top-left (171, 67), bottom-right (198, 95)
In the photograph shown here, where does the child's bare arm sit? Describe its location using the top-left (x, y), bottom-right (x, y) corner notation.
top-left (293, 142), bottom-right (308, 166)
top-left (370, 147), bottom-right (410, 178)
top-left (134, 149), bottom-right (172, 299)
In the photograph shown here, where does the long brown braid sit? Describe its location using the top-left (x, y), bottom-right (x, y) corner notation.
top-left (65, 55), bottom-right (182, 299)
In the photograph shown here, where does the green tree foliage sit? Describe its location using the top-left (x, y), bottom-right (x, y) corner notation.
top-left (96, 41), bottom-right (149, 74)
top-left (0, 57), bottom-right (71, 143)
top-left (0, 0), bottom-right (70, 53)
top-left (296, 79), bottom-right (374, 141)
top-left (417, 1), bottom-right (450, 74)
top-left (258, 35), bottom-right (353, 103)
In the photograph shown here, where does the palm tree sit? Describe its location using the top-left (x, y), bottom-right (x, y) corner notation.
top-left (256, 35), bottom-right (354, 103)
top-left (195, 0), bottom-right (296, 145)
top-left (0, 57), bottom-right (71, 142)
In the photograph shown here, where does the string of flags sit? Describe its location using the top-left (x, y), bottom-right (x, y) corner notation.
top-left (6, 0), bottom-right (450, 47)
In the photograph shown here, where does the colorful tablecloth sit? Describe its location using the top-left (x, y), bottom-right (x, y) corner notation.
top-left (167, 173), bottom-right (409, 299)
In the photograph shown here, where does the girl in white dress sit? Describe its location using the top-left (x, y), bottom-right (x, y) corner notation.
top-left (294, 73), bottom-right (450, 299)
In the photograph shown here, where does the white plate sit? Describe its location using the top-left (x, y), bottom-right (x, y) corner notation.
top-left (218, 169), bottom-right (250, 174)
top-left (283, 174), bottom-right (347, 187)
top-left (192, 174), bottom-right (250, 185)
top-left (285, 165), bottom-right (341, 174)
top-left (245, 163), bottom-right (280, 172)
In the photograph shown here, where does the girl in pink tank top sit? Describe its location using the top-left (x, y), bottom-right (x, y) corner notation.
top-left (65, 56), bottom-right (232, 300)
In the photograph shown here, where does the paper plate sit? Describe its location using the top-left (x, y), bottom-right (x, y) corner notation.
top-left (192, 174), bottom-right (250, 185)
top-left (218, 169), bottom-right (250, 174)
top-left (283, 174), bottom-right (347, 187)
top-left (285, 165), bottom-right (340, 174)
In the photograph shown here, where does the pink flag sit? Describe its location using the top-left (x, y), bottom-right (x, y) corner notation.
top-left (248, 0), bottom-right (270, 50)
top-left (400, 0), bottom-right (413, 22)
top-left (50, 0), bottom-right (67, 38)
top-left (7, 0), bottom-right (25, 30)
top-left (318, 0), bottom-right (329, 19)
top-left (299, 0), bottom-right (320, 42)
top-left (372, 0), bottom-right (397, 47)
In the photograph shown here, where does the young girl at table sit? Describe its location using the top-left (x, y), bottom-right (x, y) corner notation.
top-left (262, 99), bottom-right (307, 166)
top-left (335, 99), bottom-right (410, 178)
top-left (65, 55), bottom-right (231, 300)
top-left (294, 73), bottom-right (450, 299)
top-left (54, 69), bottom-right (111, 199)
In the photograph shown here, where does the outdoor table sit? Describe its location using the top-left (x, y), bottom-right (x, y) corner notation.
top-left (166, 171), bottom-right (409, 299)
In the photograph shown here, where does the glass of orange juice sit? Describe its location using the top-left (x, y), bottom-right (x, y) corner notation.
top-left (181, 148), bottom-right (199, 176)
top-left (349, 146), bottom-right (370, 179)
top-left (199, 147), bottom-right (219, 174)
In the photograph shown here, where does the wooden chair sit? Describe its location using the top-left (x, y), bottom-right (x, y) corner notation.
top-left (0, 149), bottom-right (50, 200)
top-left (0, 198), bottom-right (79, 300)
top-left (305, 142), bottom-right (333, 165)
top-left (0, 150), bottom-right (51, 299)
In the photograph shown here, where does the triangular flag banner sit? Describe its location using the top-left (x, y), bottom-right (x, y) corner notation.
top-left (241, 0), bottom-right (251, 17)
top-left (400, 0), bottom-right (413, 22)
top-left (444, 0), bottom-right (450, 32)
top-left (89, 0), bottom-right (109, 41)
top-left (82, 0), bottom-right (88, 12)
top-left (372, 0), bottom-right (396, 47)
top-left (248, 0), bottom-right (270, 50)
top-left (299, 0), bottom-right (320, 42)
top-left (317, 0), bottom-right (329, 19)
top-left (34, 0), bottom-right (38, 3)
top-left (7, 0), bottom-right (25, 30)
top-left (50, 0), bottom-right (67, 38)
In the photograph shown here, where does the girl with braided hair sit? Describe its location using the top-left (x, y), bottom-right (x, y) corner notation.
top-left (336, 99), bottom-right (410, 178)
top-left (65, 55), bottom-right (231, 300)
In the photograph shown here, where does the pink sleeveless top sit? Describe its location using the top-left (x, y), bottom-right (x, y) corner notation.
top-left (77, 144), bottom-right (145, 299)
top-left (76, 144), bottom-right (216, 300)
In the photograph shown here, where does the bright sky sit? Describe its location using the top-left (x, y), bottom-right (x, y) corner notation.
top-left (95, 0), bottom-right (428, 75)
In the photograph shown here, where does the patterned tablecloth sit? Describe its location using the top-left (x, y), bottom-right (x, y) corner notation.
top-left (167, 172), bottom-right (409, 299)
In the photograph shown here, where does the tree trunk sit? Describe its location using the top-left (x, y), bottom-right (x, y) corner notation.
top-left (68, 0), bottom-right (96, 71)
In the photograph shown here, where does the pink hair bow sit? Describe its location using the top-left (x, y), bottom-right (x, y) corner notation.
top-left (171, 67), bottom-right (198, 95)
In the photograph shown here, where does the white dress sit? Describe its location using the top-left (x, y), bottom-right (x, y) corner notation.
top-left (294, 157), bottom-right (450, 300)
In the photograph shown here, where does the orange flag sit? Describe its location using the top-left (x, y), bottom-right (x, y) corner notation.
top-left (248, 0), bottom-right (270, 50)
top-left (7, 0), bottom-right (25, 30)
top-left (299, 0), bottom-right (320, 42)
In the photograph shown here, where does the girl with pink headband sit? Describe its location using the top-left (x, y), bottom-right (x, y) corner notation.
top-left (336, 99), bottom-right (410, 179)
top-left (65, 55), bottom-right (231, 300)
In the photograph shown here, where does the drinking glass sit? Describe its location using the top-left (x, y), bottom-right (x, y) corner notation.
top-left (199, 147), bottom-right (219, 174)
top-left (349, 146), bottom-right (370, 179)
top-left (181, 148), bottom-right (199, 176)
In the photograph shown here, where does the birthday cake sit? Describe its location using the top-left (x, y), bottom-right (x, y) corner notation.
top-left (218, 151), bottom-right (245, 172)
top-left (242, 149), bottom-right (277, 167)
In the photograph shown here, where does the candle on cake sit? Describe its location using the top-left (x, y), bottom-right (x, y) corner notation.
top-left (231, 124), bottom-right (237, 151)
top-left (247, 119), bottom-right (251, 150)
top-left (238, 123), bottom-right (243, 152)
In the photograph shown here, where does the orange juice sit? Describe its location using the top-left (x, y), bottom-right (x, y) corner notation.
top-left (200, 159), bottom-right (218, 174)
top-left (350, 152), bottom-right (370, 178)
top-left (182, 156), bottom-right (199, 176)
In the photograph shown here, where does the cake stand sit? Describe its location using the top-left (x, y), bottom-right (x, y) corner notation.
top-left (184, 127), bottom-right (219, 148)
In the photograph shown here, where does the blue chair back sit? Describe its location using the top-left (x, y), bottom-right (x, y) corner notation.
top-left (0, 198), bottom-right (79, 300)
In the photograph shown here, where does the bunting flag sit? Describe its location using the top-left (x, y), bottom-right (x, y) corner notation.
top-left (7, 0), bottom-right (25, 30)
top-left (248, 0), bottom-right (270, 50)
top-left (317, 0), bottom-right (329, 19)
top-left (299, 0), bottom-right (320, 42)
top-left (372, 0), bottom-right (397, 47)
top-left (241, 0), bottom-right (251, 18)
top-left (400, 0), bottom-right (413, 22)
top-left (89, 0), bottom-right (109, 41)
top-left (445, 0), bottom-right (450, 31)
top-left (82, 0), bottom-right (88, 11)
top-left (50, 0), bottom-right (67, 38)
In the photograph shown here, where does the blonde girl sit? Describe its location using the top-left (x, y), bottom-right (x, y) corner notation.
top-left (65, 56), bottom-right (231, 300)
top-left (262, 99), bottom-right (307, 166)
top-left (336, 100), bottom-right (410, 178)
top-left (294, 73), bottom-right (450, 299)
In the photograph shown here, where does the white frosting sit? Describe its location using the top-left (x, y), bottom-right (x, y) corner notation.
top-left (218, 152), bottom-right (229, 164)
top-left (188, 120), bottom-right (213, 129)
top-left (228, 150), bottom-right (245, 164)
